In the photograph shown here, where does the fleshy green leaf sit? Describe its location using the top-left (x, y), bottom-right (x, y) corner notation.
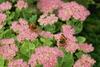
top-left (75, 51), bottom-right (84, 58)
top-left (40, 37), bottom-right (53, 46)
top-left (0, 29), bottom-right (15, 38)
top-left (0, 56), bottom-right (5, 67)
top-left (57, 48), bottom-right (74, 67)
top-left (29, 15), bottom-right (37, 23)
top-left (66, 19), bottom-right (83, 34)
top-left (20, 40), bottom-right (35, 57)
top-left (76, 36), bottom-right (86, 43)
top-left (36, 64), bottom-right (43, 67)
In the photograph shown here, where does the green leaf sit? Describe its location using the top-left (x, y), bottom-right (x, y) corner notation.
top-left (40, 37), bottom-right (53, 46)
top-left (0, 29), bottom-right (15, 38)
top-left (0, 56), bottom-right (5, 67)
top-left (62, 53), bottom-right (74, 67)
top-left (36, 64), bottom-right (43, 67)
top-left (22, 8), bottom-right (33, 20)
top-left (66, 19), bottom-right (83, 34)
top-left (57, 49), bottom-right (74, 67)
top-left (76, 36), bottom-right (86, 43)
top-left (42, 21), bottom-right (63, 34)
top-left (29, 15), bottom-right (37, 23)
top-left (75, 51), bottom-right (84, 58)
top-left (20, 40), bottom-right (35, 57)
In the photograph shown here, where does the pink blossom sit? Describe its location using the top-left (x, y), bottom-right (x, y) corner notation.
top-left (17, 29), bottom-right (38, 42)
top-left (54, 25), bottom-right (78, 53)
top-left (11, 18), bottom-right (38, 42)
top-left (37, 0), bottom-right (61, 13)
top-left (39, 31), bottom-right (54, 38)
top-left (11, 18), bottom-right (29, 32)
top-left (70, 1), bottom-right (90, 21)
top-left (73, 54), bottom-right (96, 67)
top-left (0, 38), bottom-right (18, 60)
top-left (58, 1), bottom-right (90, 21)
top-left (0, 38), bottom-right (14, 45)
top-left (0, 13), bottom-right (6, 29)
top-left (38, 14), bottom-right (58, 26)
top-left (62, 25), bottom-right (76, 42)
top-left (0, 1), bottom-right (12, 12)
top-left (79, 43), bottom-right (94, 53)
top-left (58, 2), bottom-right (73, 21)
top-left (15, 0), bottom-right (28, 10)
top-left (8, 59), bottom-right (29, 67)
top-left (28, 46), bottom-right (64, 67)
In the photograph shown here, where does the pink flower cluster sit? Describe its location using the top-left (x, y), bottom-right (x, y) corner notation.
top-left (0, 38), bottom-right (18, 60)
top-left (79, 43), bottom-right (94, 53)
top-left (15, 0), bottom-right (28, 10)
top-left (37, 0), bottom-right (61, 13)
top-left (8, 59), bottom-right (29, 67)
top-left (58, 1), bottom-right (90, 21)
top-left (11, 18), bottom-right (38, 42)
top-left (37, 0), bottom-right (90, 21)
top-left (28, 46), bottom-right (64, 67)
top-left (73, 54), bottom-right (96, 67)
top-left (0, 13), bottom-right (6, 29)
top-left (54, 25), bottom-right (79, 53)
top-left (38, 14), bottom-right (58, 26)
top-left (0, 1), bottom-right (12, 12)
top-left (39, 31), bottom-right (54, 38)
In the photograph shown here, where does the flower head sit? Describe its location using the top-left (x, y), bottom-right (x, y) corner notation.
top-left (15, 0), bottom-right (28, 10)
top-left (73, 54), bottom-right (96, 67)
top-left (29, 46), bottom-right (63, 67)
top-left (54, 25), bottom-right (78, 53)
top-left (79, 43), bottom-right (94, 53)
top-left (0, 38), bottom-right (18, 60)
top-left (0, 1), bottom-right (12, 12)
top-left (38, 14), bottom-right (58, 26)
top-left (8, 59), bottom-right (29, 67)
top-left (58, 1), bottom-right (90, 21)
top-left (37, 0), bottom-right (61, 13)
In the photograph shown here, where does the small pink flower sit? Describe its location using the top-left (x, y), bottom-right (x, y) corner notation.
top-left (15, 0), bottom-right (28, 10)
top-left (73, 54), bottom-right (96, 67)
top-left (0, 13), bottom-right (6, 29)
top-left (0, 38), bottom-right (18, 60)
top-left (39, 31), bottom-right (54, 38)
top-left (0, 38), bottom-right (14, 45)
top-left (0, 1), bottom-right (12, 12)
top-left (79, 43), bottom-right (94, 53)
top-left (11, 18), bottom-right (29, 32)
top-left (28, 46), bottom-right (63, 67)
top-left (38, 14), bottom-right (58, 26)
top-left (37, 0), bottom-right (62, 13)
top-left (17, 29), bottom-right (38, 42)
top-left (8, 59), bottom-right (29, 67)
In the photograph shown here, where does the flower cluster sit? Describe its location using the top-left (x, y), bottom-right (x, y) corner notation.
top-left (58, 1), bottom-right (90, 21)
top-left (0, 1), bottom-right (12, 12)
top-left (73, 55), bottom-right (96, 67)
top-left (8, 59), bottom-right (29, 67)
top-left (15, 0), bottom-right (28, 10)
top-left (28, 46), bottom-right (63, 67)
top-left (11, 18), bottom-right (38, 42)
top-left (0, 13), bottom-right (6, 29)
top-left (0, 38), bottom-right (18, 60)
